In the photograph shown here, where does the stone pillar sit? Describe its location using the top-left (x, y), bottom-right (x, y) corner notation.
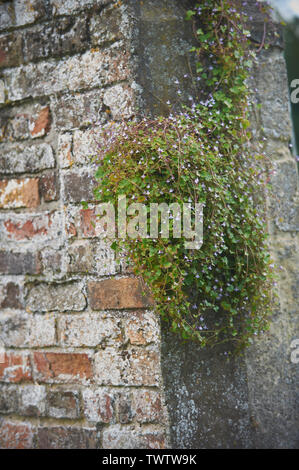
top-left (0, 0), bottom-right (168, 449)
top-left (160, 0), bottom-right (299, 449)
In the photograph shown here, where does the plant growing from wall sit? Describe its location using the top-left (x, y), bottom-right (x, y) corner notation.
top-left (94, 0), bottom-right (275, 352)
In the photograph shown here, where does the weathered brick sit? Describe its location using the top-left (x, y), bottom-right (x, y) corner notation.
top-left (115, 390), bottom-right (133, 424)
top-left (46, 389), bottom-right (81, 419)
top-left (29, 106), bottom-right (51, 138)
top-left (50, 0), bottom-right (110, 16)
top-left (39, 172), bottom-right (59, 202)
top-left (0, 3), bottom-right (14, 31)
top-left (4, 48), bottom-right (129, 102)
top-left (94, 348), bottom-right (122, 385)
top-left (95, 240), bottom-right (120, 276)
top-left (103, 84), bottom-right (134, 120)
top-left (83, 388), bottom-right (114, 423)
top-left (0, 143), bottom-right (54, 175)
top-left (88, 278), bottom-right (154, 310)
top-left (123, 347), bottom-right (161, 386)
top-left (63, 171), bottom-right (96, 203)
top-left (0, 32), bottom-right (22, 68)
top-left (72, 128), bottom-right (102, 166)
top-left (0, 103), bottom-right (52, 143)
top-left (59, 314), bottom-right (122, 347)
top-left (52, 90), bottom-right (104, 131)
top-left (0, 281), bottom-right (23, 309)
top-left (67, 240), bottom-right (93, 273)
top-left (0, 251), bottom-right (40, 275)
top-left (0, 178), bottom-right (39, 209)
top-left (124, 310), bottom-right (160, 346)
top-left (23, 16), bottom-right (89, 64)
top-left (68, 206), bottom-right (119, 241)
top-left (94, 347), bottom-right (160, 386)
top-left (79, 208), bottom-right (98, 238)
top-left (28, 314), bottom-right (57, 347)
top-left (14, 0), bottom-right (47, 27)
top-left (0, 384), bottom-right (19, 414)
top-left (102, 425), bottom-right (166, 449)
top-left (0, 352), bottom-right (32, 383)
top-left (90, 6), bottom-right (124, 46)
top-left (26, 282), bottom-right (86, 313)
top-left (0, 420), bottom-right (34, 449)
top-left (0, 110), bottom-right (30, 141)
top-left (0, 311), bottom-right (56, 348)
top-left (40, 247), bottom-right (63, 275)
top-left (0, 312), bottom-right (27, 348)
top-left (65, 216), bottom-right (77, 238)
top-left (57, 133), bottom-right (73, 168)
top-left (0, 211), bottom-right (62, 244)
top-left (36, 425), bottom-right (98, 449)
top-left (68, 205), bottom-right (124, 244)
top-left (132, 390), bottom-right (164, 423)
top-left (18, 384), bottom-right (46, 417)
top-left (33, 352), bottom-right (92, 384)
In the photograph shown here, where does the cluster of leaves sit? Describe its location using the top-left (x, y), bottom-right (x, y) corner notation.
top-left (94, 0), bottom-right (276, 352)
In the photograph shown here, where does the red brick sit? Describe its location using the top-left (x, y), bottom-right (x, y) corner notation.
top-left (0, 420), bottom-right (34, 449)
top-left (80, 208), bottom-right (97, 237)
top-left (88, 278), bottom-right (154, 310)
top-left (66, 206), bottom-right (107, 239)
top-left (2, 212), bottom-right (56, 241)
top-left (79, 207), bottom-right (114, 238)
top-left (36, 426), bottom-right (98, 449)
top-left (33, 352), bottom-right (92, 383)
top-left (0, 178), bottom-right (39, 209)
top-left (66, 220), bottom-right (77, 237)
top-left (0, 353), bottom-right (32, 383)
top-left (29, 106), bottom-right (51, 138)
top-left (39, 172), bottom-right (59, 202)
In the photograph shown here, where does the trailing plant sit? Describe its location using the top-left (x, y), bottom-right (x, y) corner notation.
top-left (93, 0), bottom-right (276, 352)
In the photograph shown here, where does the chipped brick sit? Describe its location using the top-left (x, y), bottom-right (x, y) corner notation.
top-left (88, 278), bottom-right (154, 310)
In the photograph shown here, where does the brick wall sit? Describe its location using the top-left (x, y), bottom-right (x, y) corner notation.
top-left (0, 0), bottom-right (169, 449)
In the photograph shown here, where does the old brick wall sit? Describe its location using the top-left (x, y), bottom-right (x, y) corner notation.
top-left (0, 0), bottom-right (169, 449)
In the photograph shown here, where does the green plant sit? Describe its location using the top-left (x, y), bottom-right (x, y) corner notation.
top-left (93, 0), bottom-right (276, 352)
